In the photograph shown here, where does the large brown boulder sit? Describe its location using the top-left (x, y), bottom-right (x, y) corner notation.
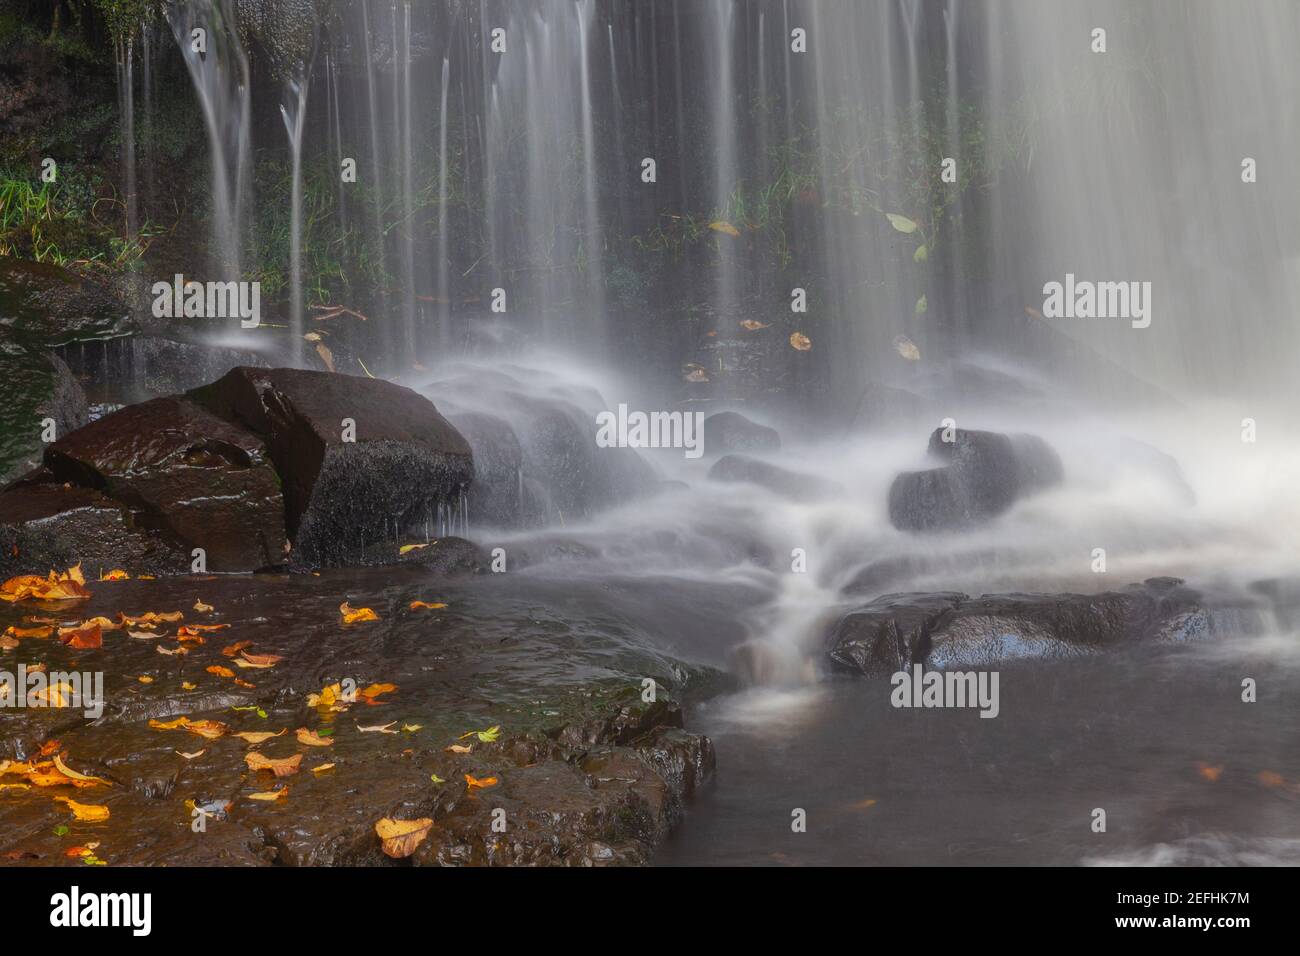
top-left (188, 367), bottom-right (474, 567)
top-left (42, 396), bottom-right (287, 571)
top-left (0, 472), bottom-right (189, 578)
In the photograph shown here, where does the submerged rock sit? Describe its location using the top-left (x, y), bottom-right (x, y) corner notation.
top-left (702, 411), bottom-right (781, 454)
top-left (888, 427), bottom-right (1063, 531)
top-left (707, 453), bottom-right (843, 500)
top-left (189, 367), bottom-right (474, 568)
top-left (827, 578), bottom-right (1260, 675)
top-left (43, 396), bottom-right (286, 572)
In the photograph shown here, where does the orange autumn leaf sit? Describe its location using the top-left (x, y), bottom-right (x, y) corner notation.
top-left (100, 569), bottom-right (129, 581)
top-left (53, 796), bottom-right (110, 822)
top-left (149, 717), bottom-right (192, 731)
top-left (6, 624), bottom-right (53, 639)
top-left (206, 665), bottom-right (235, 679)
top-left (156, 645), bottom-right (188, 656)
top-left (295, 728), bottom-right (333, 747)
top-left (245, 752), bottom-right (302, 777)
top-left (789, 331), bottom-right (812, 351)
top-left (464, 773), bottom-right (498, 790)
top-left (222, 640), bottom-right (254, 658)
top-left (359, 683), bottom-right (397, 700)
top-left (193, 600), bottom-right (214, 613)
top-left (235, 652), bottom-right (282, 669)
top-left (0, 565), bottom-right (90, 603)
top-left (119, 611), bottom-right (183, 626)
top-left (340, 602), bottom-right (380, 624)
top-left (374, 817), bottom-right (433, 859)
top-left (1258, 770), bottom-right (1286, 788)
top-left (408, 601), bottom-right (448, 610)
top-left (444, 743), bottom-right (472, 754)
top-left (57, 623), bottom-right (102, 649)
top-left (185, 720), bottom-right (228, 740)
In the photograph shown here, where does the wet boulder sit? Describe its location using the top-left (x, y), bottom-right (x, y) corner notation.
top-left (827, 578), bottom-right (1250, 675)
top-left (0, 472), bottom-right (189, 578)
top-left (0, 346), bottom-right (89, 483)
top-left (42, 396), bottom-right (287, 572)
top-left (188, 367), bottom-right (474, 568)
top-left (888, 427), bottom-right (1063, 531)
top-left (702, 411), bottom-right (780, 454)
top-left (707, 454), bottom-right (843, 500)
top-left (444, 410), bottom-right (524, 528)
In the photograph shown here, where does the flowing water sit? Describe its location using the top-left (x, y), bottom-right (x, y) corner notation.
top-left (46, 0), bottom-right (1300, 865)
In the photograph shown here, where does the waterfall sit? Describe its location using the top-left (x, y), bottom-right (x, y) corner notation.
top-left (437, 56), bottom-right (451, 354)
top-left (166, 0), bottom-right (252, 282)
top-left (114, 35), bottom-right (138, 246)
top-left (280, 69), bottom-right (312, 364)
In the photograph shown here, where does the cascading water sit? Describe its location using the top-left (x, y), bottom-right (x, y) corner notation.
top-left (166, 0), bottom-right (252, 282)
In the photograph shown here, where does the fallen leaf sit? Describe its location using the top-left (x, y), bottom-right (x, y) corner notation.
top-left (185, 720), bottom-right (228, 740)
top-left (181, 682), bottom-right (197, 691)
top-left (57, 623), bottom-right (102, 649)
top-left (244, 752), bottom-right (302, 777)
top-left (399, 543), bottom-right (428, 554)
top-left (340, 602), bottom-right (380, 624)
top-left (193, 600), bottom-right (214, 613)
top-left (0, 565), bottom-right (91, 603)
top-left (5, 624), bottom-right (53, 639)
top-left (1196, 763), bottom-right (1223, 782)
top-left (233, 730), bottom-right (286, 745)
top-left (53, 797), bottom-right (110, 822)
top-left (708, 220), bottom-right (741, 238)
top-left (356, 721), bottom-right (398, 734)
top-left (1258, 770), bottom-right (1286, 788)
top-left (222, 640), bottom-right (254, 657)
top-left (789, 332), bottom-right (812, 351)
top-left (374, 817), bottom-right (433, 859)
top-left (175, 750), bottom-right (205, 760)
top-left (739, 319), bottom-right (769, 331)
top-left (247, 787), bottom-right (288, 802)
top-left (458, 725), bottom-right (501, 744)
top-left (360, 683), bottom-right (397, 700)
top-left (315, 342), bottom-right (335, 373)
top-left (206, 665), bottom-right (235, 678)
top-left (52, 755), bottom-right (110, 787)
top-left (156, 645), bottom-right (187, 656)
top-left (100, 570), bottom-right (129, 581)
top-left (444, 743), bottom-right (472, 754)
top-left (465, 773), bottom-right (498, 790)
top-left (136, 675), bottom-right (154, 684)
top-left (401, 724), bottom-right (422, 733)
top-left (295, 728), bottom-right (334, 747)
top-left (430, 773), bottom-right (445, 784)
top-left (408, 601), bottom-right (447, 610)
top-left (311, 763), bottom-right (335, 774)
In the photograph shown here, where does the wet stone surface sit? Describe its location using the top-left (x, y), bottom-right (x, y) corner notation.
top-left (0, 568), bottom-right (722, 867)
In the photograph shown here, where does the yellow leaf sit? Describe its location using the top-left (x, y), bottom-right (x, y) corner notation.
top-left (310, 763), bottom-right (335, 774)
top-left (248, 787), bottom-right (288, 801)
top-left (399, 543), bottom-right (428, 554)
top-left (54, 797), bottom-right (110, 822)
top-left (52, 755), bottom-right (111, 787)
top-left (193, 600), bottom-right (214, 613)
top-left (444, 743), bottom-right (472, 754)
top-left (708, 220), bottom-right (741, 238)
top-left (356, 721), bottom-right (398, 734)
top-left (175, 750), bottom-right (205, 760)
top-left (408, 601), bottom-right (447, 610)
top-left (465, 773), bottom-right (498, 790)
top-left (100, 569), bottom-right (129, 581)
top-left (340, 602), bottom-right (380, 624)
top-left (374, 817), bottom-right (433, 859)
top-left (789, 332), bottom-right (812, 351)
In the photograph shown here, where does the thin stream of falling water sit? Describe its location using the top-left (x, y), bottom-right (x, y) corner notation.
top-left (280, 70), bottom-right (312, 365)
top-left (437, 56), bottom-right (451, 354)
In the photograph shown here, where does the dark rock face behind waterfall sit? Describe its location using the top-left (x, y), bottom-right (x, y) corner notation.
top-left (888, 427), bottom-right (1064, 531)
top-left (826, 578), bottom-right (1264, 676)
top-left (0, 368), bottom-right (474, 575)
